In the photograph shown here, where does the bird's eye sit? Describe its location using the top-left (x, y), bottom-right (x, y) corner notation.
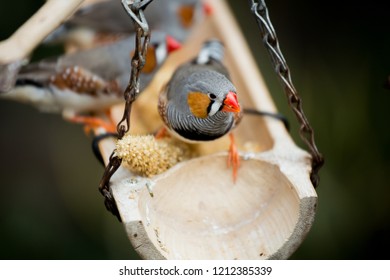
top-left (208, 93), bottom-right (216, 100)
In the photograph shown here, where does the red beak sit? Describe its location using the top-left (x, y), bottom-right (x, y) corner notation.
top-left (203, 3), bottom-right (214, 16)
top-left (166, 36), bottom-right (182, 53)
top-left (222, 91), bottom-right (240, 113)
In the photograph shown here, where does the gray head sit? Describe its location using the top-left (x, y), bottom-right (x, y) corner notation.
top-left (185, 70), bottom-right (240, 119)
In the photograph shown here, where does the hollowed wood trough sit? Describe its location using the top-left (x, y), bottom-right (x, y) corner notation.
top-left (98, 0), bottom-right (317, 259)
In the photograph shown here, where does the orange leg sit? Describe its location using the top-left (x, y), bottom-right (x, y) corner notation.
top-left (69, 114), bottom-right (117, 135)
top-left (227, 133), bottom-right (240, 183)
top-left (104, 108), bottom-right (117, 130)
top-left (154, 126), bottom-right (169, 139)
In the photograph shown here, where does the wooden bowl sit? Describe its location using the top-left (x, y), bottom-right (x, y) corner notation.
top-left (98, 0), bottom-right (317, 259)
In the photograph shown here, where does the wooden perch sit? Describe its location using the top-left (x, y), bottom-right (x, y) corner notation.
top-left (0, 0), bottom-right (84, 63)
top-left (0, 0), bottom-right (84, 92)
top-left (97, 0), bottom-right (317, 259)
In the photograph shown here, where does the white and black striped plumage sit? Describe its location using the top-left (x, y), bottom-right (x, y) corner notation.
top-left (45, 0), bottom-right (206, 50)
top-left (1, 31), bottom-right (178, 119)
top-left (158, 39), bottom-right (242, 143)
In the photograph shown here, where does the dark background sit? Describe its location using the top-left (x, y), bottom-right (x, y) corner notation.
top-left (0, 0), bottom-right (389, 259)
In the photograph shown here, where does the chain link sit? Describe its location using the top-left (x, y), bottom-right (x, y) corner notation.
top-left (98, 0), bottom-right (153, 220)
top-left (248, 0), bottom-right (324, 188)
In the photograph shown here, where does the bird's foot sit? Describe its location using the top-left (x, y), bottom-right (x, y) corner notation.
top-left (154, 126), bottom-right (169, 140)
top-left (69, 115), bottom-right (117, 135)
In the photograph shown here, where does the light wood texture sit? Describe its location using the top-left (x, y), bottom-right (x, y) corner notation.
top-left (98, 0), bottom-right (317, 259)
top-left (0, 0), bottom-right (85, 92)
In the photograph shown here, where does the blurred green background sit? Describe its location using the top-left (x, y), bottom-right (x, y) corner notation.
top-left (0, 0), bottom-right (389, 259)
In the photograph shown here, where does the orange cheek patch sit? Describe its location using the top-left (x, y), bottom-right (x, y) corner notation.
top-left (143, 47), bottom-right (158, 73)
top-left (187, 92), bottom-right (210, 119)
top-left (177, 5), bottom-right (195, 28)
top-left (129, 47), bottom-right (157, 74)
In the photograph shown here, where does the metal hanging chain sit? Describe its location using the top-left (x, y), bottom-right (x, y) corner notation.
top-left (248, 0), bottom-right (324, 188)
top-left (99, 0), bottom-right (153, 220)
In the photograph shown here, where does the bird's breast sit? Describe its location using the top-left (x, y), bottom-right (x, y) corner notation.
top-left (166, 106), bottom-right (234, 141)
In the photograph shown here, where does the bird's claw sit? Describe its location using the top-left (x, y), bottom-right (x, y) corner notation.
top-left (154, 126), bottom-right (168, 139)
top-left (69, 115), bottom-right (117, 135)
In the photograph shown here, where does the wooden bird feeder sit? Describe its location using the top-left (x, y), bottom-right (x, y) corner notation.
top-left (97, 0), bottom-right (318, 259)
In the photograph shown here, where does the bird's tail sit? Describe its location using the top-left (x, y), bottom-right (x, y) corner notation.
top-left (196, 39), bottom-right (225, 64)
top-left (0, 60), bottom-right (27, 93)
top-left (42, 24), bottom-right (70, 45)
